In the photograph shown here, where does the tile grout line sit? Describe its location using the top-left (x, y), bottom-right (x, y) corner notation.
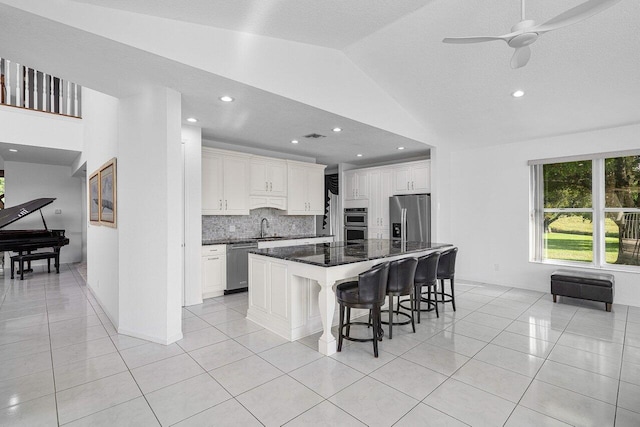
top-left (503, 298), bottom-right (586, 426)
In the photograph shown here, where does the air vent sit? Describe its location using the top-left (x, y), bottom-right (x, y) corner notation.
top-left (303, 133), bottom-right (326, 139)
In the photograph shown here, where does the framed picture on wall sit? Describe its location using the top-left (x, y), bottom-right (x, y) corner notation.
top-left (99, 158), bottom-right (117, 228)
top-left (89, 171), bottom-right (100, 224)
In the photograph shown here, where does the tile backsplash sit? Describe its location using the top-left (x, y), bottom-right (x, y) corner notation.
top-left (203, 208), bottom-right (316, 240)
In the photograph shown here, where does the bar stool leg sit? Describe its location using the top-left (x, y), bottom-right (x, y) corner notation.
top-left (416, 285), bottom-right (421, 324)
top-left (345, 307), bottom-right (351, 336)
top-left (410, 290), bottom-right (416, 333)
top-left (338, 304), bottom-right (344, 352)
top-left (388, 295), bottom-right (393, 339)
top-left (372, 308), bottom-right (379, 357)
top-left (451, 278), bottom-right (456, 311)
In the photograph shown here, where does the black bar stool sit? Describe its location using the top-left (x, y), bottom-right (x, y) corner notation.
top-left (337, 262), bottom-right (390, 357)
top-left (400, 251), bottom-right (441, 323)
top-left (437, 247), bottom-right (458, 311)
top-left (381, 257), bottom-right (418, 339)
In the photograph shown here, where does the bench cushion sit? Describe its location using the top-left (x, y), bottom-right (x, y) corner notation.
top-left (551, 270), bottom-right (614, 288)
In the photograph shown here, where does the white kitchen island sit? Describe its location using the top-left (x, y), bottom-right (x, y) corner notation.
top-left (246, 239), bottom-right (452, 355)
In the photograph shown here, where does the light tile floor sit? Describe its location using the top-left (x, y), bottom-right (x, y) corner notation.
top-left (0, 264), bottom-right (639, 426)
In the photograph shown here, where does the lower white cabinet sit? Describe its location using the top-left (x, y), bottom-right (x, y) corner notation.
top-left (202, 245), bottom-right (226, 298)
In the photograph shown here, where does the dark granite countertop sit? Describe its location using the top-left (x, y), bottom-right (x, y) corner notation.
top-left (250, 239), bottom-right (453, 267)
top-left (203, 234), bottom-right (333, 246)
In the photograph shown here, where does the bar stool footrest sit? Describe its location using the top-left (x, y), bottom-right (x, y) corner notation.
top-left (398, 298), bottom-right (437, 313)
top-left (380, 309), bottom-right (412, 326)
top-left (340, 321), bottom-right (384, 342)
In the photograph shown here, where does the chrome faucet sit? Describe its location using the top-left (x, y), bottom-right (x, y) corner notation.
top-left (260, 217), bottom-right (270, 238)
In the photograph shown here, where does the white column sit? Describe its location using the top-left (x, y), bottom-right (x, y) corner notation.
top-left (117, 86), bottom-right (183, 344)
top-left (182, 125), bottom-right (203, 306)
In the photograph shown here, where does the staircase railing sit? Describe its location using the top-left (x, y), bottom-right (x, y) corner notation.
top-left (0, 57), bottom-right (81, 118)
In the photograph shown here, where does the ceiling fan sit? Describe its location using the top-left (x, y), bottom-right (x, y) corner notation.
top-left (442, 0), bottom-right (622, 69)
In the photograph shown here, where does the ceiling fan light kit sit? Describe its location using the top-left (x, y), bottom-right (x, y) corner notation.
top-left (442, 0), bottom-right (623, 69)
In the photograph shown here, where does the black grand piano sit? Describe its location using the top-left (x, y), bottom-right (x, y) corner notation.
top-left (0, 198), bottom-right (70, 279)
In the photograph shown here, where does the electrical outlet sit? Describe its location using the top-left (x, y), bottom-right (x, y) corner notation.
top-left (229, 225), bottom-right (236, 232)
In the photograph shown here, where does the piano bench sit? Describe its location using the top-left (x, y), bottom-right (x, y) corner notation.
top-left (11, 252), bottom-right (60, 280)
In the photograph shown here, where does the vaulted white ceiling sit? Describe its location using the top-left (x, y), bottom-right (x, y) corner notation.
top-left (1, 0), bottom-right (638, 166)
top-left (70, 0), bottom-right (433, 49)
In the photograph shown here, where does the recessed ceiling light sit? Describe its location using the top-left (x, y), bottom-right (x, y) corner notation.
top-left (9, 149), bottom-right (17, 152)
top-left (398, 147), bottom-right (405, 150)
top-left (356, 154), bottom-right (363, 157)
top-left (186, 117), bottom-right (198, 123)
top-left (291, 140), bottom-right (299, 144)
top-left (512, 90), bottom-right (525, 98)
top-left (332, 127), bottom-right (342, 132)
top-left (219, 96), bottom-right (234, 102)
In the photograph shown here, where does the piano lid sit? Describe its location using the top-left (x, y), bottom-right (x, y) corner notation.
top-left (0, 198), bottom-right (56, 229)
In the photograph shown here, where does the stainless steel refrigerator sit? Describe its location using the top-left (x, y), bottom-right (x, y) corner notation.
top-left (389, 194), bottom-right (431, 242)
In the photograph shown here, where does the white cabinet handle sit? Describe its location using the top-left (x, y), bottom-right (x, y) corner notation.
top-left (412, 181), bottom-right (414, 190)
top-left (225, 200), bottom-right (228, 210)
top-left (270, 182), bottom-right (272, 191)
top-left (208, 257), bottom-right (219, 261)
top-left (265, 182), bottom-right (268, 191)
top-left (407, 182), bottom-right (410, 190)
top-left (219, 199), bottom-right (222, 210)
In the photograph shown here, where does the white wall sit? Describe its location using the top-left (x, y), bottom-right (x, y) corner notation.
top-left (448, 123), bottom-right (640, 307)
top-left (117, 86), bottom-right (183, 344)
top-left (82, 88), bottom-right (120, 325)
top-left (0, 105), bottom-right (83, 152)
top-left (4, 161), bottom-right (82, 264)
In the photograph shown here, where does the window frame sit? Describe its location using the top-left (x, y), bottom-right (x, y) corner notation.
top-left (530, 152), bottom-right (640, 272)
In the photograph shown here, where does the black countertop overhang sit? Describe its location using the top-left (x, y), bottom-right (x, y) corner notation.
top-left (250, 239), bottom-right (453, 267)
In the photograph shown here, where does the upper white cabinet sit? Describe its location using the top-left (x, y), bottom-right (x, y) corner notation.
top-left (202, 148), bottom-right (325, 215)
top-left (202, 148), bottom-right (250, 215)
top-left (249, 158), bottom-right (287, 197)
top-left (344, 170), bottom-right (369, 200)
top-left (368, 168), bottom-right (393, 229)
top-left (393, 160), bottom-right (431, 195)
top-left (287, 161), bottom-right (326, 215)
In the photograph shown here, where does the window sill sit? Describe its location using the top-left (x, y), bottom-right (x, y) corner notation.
top-left (530, 259), bottom-right (640, 274)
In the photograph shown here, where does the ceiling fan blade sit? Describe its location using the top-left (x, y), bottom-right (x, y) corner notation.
top-left (511, 46), bottom-right (531, 69)
top-left (534, 0), bottom-right (623, 34)
top-left (442, 36), bottom-right (510, 44)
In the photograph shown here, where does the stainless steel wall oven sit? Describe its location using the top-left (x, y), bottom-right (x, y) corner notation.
top-left (344, 208), bottom-right (367, 241)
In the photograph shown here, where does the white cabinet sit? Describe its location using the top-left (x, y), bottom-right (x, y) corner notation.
top-left (202, 149), bottom-right (250, 215)
top-left (393, 160), bottom-right (431, 195)
top-left (368, 227), bottom-right (390, 240)
top-left (249, 158), bottom-right (287, 197)
top-left (344, 170), bottom-right (369, 200)
top-left (287, 162), bottom-right (326, 215)
top-left (249, 257), bottom-right (289, 321)
top-left (249, 196), bottom-right (287, 210)
top-left (368, 168), bottom-right (393, 238)
top-left (201, 245), bottom-right (226, 298)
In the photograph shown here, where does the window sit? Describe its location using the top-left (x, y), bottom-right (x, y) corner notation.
top-left (531, 153), bottom-right (640, 268)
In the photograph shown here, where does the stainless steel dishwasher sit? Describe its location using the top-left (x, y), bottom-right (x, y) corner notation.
top-left (226, 242), bottom-right (258, 294)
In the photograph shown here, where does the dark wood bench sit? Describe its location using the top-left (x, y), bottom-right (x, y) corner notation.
top-left (11, 251), bottom-right (60, 280)
top-left (551, 270), bottom-right (614, 312)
